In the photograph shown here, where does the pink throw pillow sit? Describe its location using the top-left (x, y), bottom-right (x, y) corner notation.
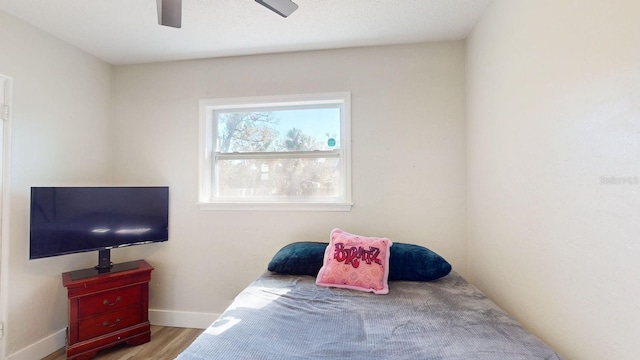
top-left (316, 229), bottom-right (392, 294)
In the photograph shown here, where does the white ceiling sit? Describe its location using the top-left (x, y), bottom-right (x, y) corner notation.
top-left (0, 0), bottom-right (492, 65)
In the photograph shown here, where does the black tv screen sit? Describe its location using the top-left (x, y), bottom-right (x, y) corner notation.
top-left (29, 186), bottom-right (169, 260)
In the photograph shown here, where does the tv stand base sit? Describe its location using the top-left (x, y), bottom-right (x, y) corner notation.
top-left (69, 260), bottom-right (140, 281)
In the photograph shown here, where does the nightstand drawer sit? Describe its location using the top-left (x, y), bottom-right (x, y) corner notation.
top-left (78, 285), bottom-right (142, 318)
top-left (78, 305), bottom-right (143, 341)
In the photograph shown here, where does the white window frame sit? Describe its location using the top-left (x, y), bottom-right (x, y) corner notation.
top-left (198, 92), bottom-right (352, 211)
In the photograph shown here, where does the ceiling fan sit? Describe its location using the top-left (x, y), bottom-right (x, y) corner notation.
top-left (157, 0), bottom-right (299, 28)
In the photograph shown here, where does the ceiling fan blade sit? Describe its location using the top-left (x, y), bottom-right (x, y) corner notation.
top-left (157, 0), bottom-right (182, 28)
top-left (256, 0), bottom-right (298, 18)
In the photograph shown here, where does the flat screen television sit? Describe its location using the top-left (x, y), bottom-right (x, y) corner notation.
top-left (30, 186), bottom-right (168, 279)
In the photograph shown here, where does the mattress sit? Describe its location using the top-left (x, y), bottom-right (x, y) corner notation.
top-left (177, 272), bottom-right (563, 359)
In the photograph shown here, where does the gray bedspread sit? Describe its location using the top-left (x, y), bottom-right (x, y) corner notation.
top-left (177, 272), bottom-right (563, 359)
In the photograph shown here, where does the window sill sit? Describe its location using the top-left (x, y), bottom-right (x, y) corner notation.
top-left (197, 201), bottom-right (353, 212)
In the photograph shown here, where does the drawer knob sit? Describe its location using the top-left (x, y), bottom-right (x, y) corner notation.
top-left (103, 296), bottom-right (122, 306)
top-left (103, 318), bottom-right (122, 327)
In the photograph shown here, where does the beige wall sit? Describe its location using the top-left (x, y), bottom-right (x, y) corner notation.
top-left (466, 1), bottom-right (640, 359)
top-left (0, 10), bottom-right (112, 357)
top-left (111, 42), bottom-right (468, 316)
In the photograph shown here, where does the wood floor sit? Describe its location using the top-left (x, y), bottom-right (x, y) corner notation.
top-left (42, 326), bottom-right (204, 360)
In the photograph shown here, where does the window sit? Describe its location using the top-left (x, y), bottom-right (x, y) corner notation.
top-left (199, 93), bottom-right (352, 211)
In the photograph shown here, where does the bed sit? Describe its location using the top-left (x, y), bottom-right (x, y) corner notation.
top-left (177, 235), bottom-right (563, 359)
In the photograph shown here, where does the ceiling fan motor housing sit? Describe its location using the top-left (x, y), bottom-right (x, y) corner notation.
top-left (157, 0), bottom-right (182, 28)
top-left (157, 0), bottom-right (298, 29)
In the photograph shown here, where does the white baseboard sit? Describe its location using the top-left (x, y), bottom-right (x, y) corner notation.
top-left (149, 309), bottom-right (219, 329)
top-left (8, 328), bottom-right (65, 360)
top-left (7, 310), bottom-right (215, 360)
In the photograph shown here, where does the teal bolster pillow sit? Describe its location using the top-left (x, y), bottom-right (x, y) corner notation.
top-left (387, 242), bottom-right (451, 281)
top-left (268, 241), bottom-right (451, 281)
top-left (267, 242), bottom-right (328, 277)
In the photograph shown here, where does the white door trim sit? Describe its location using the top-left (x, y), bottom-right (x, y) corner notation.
top-left (0, 73), bottom-right (13, 360)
